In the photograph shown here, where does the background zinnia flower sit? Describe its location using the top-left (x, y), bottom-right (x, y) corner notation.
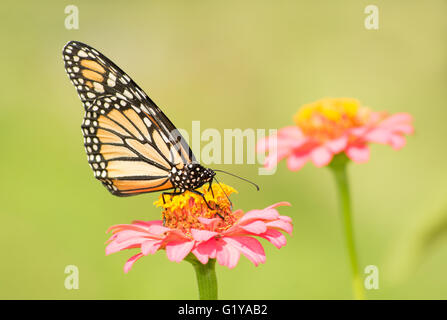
top-left (256, 97), bottom-right (414, 300)
top-left (257, 97), bottom-right (414, 171)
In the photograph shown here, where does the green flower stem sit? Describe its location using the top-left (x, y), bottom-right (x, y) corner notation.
top-left (329, 154), bottom-right (365, 300)
top-left (185, 254), bottom-right (218, 300)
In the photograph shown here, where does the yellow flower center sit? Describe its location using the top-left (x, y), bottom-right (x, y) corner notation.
top-left (294, 98), bottom-right (371, 141)
top-left (153, 183), bottom-right (239, 236)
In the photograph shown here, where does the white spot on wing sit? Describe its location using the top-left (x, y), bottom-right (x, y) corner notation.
top-left (93, 82), bottom-right (105, 93)
top-left (123, 90), bottom-right (133, 99)
top-left (140, 105), bottom-right (150, 114)
top-left (78, 50), bottom-right (88, 57)
top-left (107, 79), bottom-right (116, 87)
top-left (143, 118), bottom-right (152, 128)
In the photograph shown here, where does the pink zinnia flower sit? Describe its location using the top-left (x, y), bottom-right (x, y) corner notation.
top-left (105, 184), bottom-right (292, 272)
top-left (257, 97), bottom-right (414, 170)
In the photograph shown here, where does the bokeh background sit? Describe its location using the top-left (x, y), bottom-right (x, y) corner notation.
top-left (1, 0), bottom-right (446, 299)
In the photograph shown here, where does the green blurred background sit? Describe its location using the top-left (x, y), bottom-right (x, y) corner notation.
top-left (1, 0), bottom-right (446, 299)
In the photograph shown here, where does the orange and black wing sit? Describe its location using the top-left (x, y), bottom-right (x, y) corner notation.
top-left (62, 41), bottom-right (195, 196)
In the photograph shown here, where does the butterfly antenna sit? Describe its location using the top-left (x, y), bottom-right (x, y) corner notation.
top-left (212, 169), bottom-right (260, 191)
top-left (213, 176), bottom-right (233, 210)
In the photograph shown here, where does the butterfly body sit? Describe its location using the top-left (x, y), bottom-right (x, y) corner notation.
top-left (63, 40), bottom-right (217, 199)
top-left (169, 163), bottom-right (215, 193)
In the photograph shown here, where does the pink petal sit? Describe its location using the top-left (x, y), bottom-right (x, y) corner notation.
top-left (257, 131), bottom-right (305, 154)
top-left (263, 149), bottom-right (289, 170)
top-left (215, 240), bottom-right (241, 269)
top-left (238, 208), bottom-right (279, 224)
top-left (259, 229), bottom-right (287, 249)
top-left (192, 238), bottom-right (218, 264)
top-left (190, 229), bottom-right (218, 241)
top-left (389, 124), bottom-right (414, 134)
top-left (197, 217), bottom-right (221, 230)
top-left (279, 215), bottom-right (293, 223)
top-left (257, 126), bottom-right (311, 170)
top-left (165, 240), bottom-right (194, 263)
top-left (256, 136), bottom-right (269, 154)
top-left (107, 224), bottom-right (152, 234)
top-left (239, 220), bottom-right (267, 234)
top-left (141, 240), bottom-right (162, 255)
top-left (265, 202), bottom-right (291, 210)
top-left (132, 220), bottom-right (164, 228)
top-left (265, 219), bottom-right (293, 235)
top-left (163, 229), bottom-right (192, 242)
top-left (277, 126), bottom-right (304, 140)
top-left (105, 236), bottom-right (150, 255)
top-left (123, 253), bottom-right (144, 273)
top-left (286, 153), bottom-right (309, 171)
top-left (224, 237), bottom-right (266, 266)
top-left (346, 144), bottom-right (370, 163)
top-left (380, 113), bottom-right (413, 126)
top-left (390, 134), bottom-right (406, 150)
top-left (364, 128), bottom-right (391, 144)
top-left (191, 250), bottom-right (210, 265)
top-left (311, 146), bottom-right (333, 167)
top-left (326, 136), bottom-right (348, 153)
top-left (146, 225), bottom-right (171, 235)
top-left (350, 126), bottom-right (368, 137)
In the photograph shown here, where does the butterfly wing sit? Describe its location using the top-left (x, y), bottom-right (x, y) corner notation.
top-left (62, 41), bottom-right (195, 196)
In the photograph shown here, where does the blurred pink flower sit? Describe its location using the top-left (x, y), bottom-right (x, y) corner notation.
top-left (106, 184), bottom-right (292, 272)
top-left (257, 98), bottom-right (414, 170)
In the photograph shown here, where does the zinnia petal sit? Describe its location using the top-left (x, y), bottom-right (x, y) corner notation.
top-left (380, 113), bottom-right (413, 127)
top-left (191, 229), bottom-right (219, 242)
top-left (165, 240), bottom-right (195, 263)
top-left (141, 240), bottom-right (163, 255)
top-left (216, 239), bottom-right (241, 269)
top-left (326, 135), bottom-right (348, 153)
top-left (259, 229), bottom-right (288, 248)
top-left (106, 237), bottom-right (152, 255)
top-left (238, 208), bottom-right (279, 224)
top-left (224, 237), bottom-right (266, 266)
top-left (311, 146), bottom-right (333, 167)
top-left (192, 238), bottom-right (218, 264)
top-left (265, 202), bottom-right (292, 210)
top-left (124, 253), bottom-right (144, 273)
top-left (287, 152), bottom-right (309, 171)
top-left (265, 219), bottom-right (293, 235)
top-left (346, 144), bottom-right (370, 163)
top-left (390, 134), bottom-right (406, 150)
top-left (364, 128), bottom-right (392, 144)
top-left (239, 220), bottom-right (267, 234)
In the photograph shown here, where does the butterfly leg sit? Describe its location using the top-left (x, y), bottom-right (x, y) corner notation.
top-left (208, 181), bottom-right (215, 198)
top-left (170, 188), bottom-right (178, 201)
top-left (191, 190), bottom-right (224, 220)
top-left (211, 178), bottom-right (233, 210)
top-left (207, 180), bottom-right (232, 211)
top-left (162, 190), bottom-right (183, 204)
top-left (161, 190), bottom-right (184, 226)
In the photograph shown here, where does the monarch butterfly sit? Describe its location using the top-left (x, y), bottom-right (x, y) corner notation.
top-left (62, 41), bottom-right (257, 210)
